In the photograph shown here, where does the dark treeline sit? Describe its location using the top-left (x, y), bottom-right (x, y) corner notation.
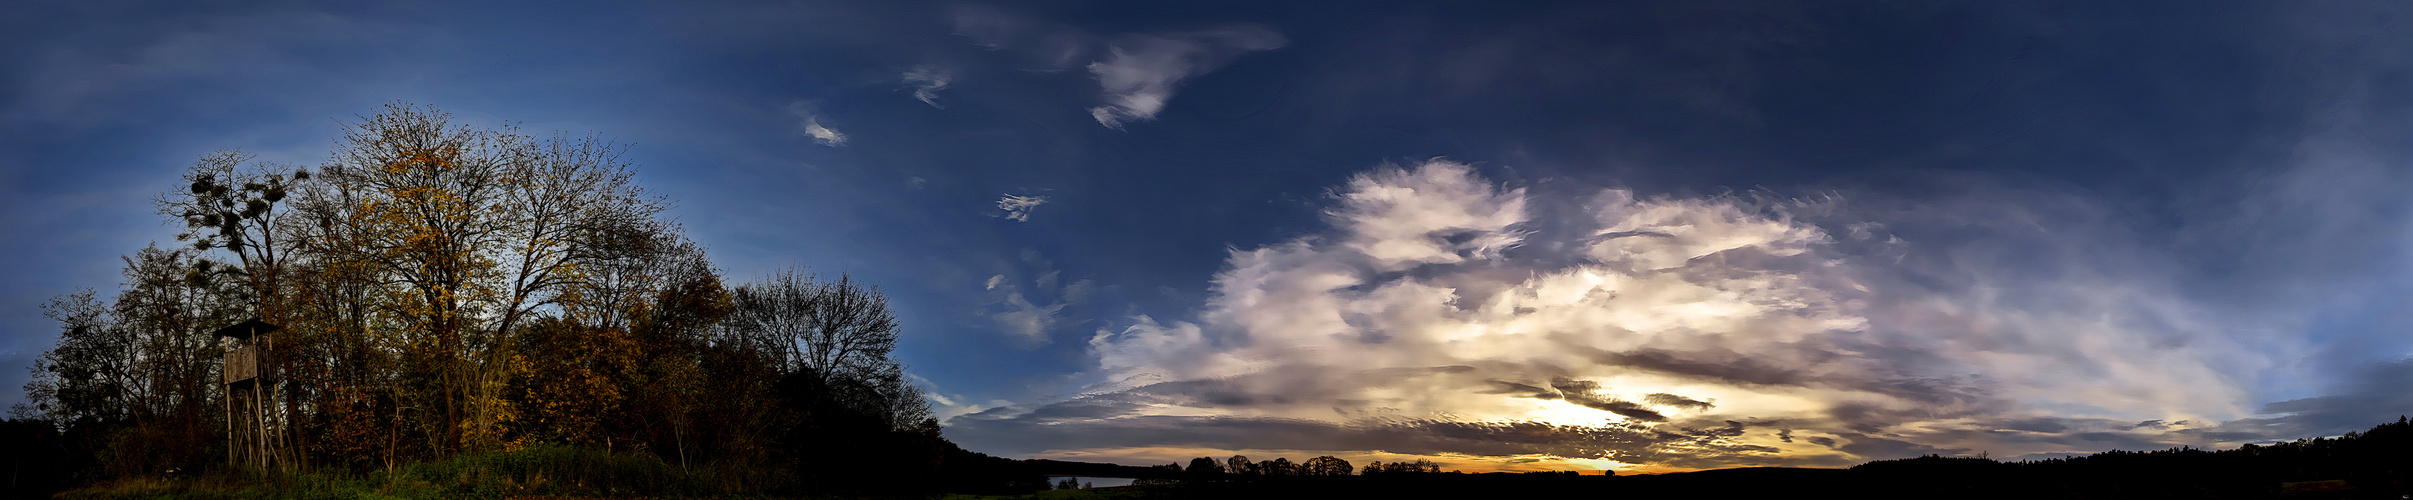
top-left (4, 103), bottom-right (1041, 498)
top-left (1081, 454), bottom-right (1565, 486)
top-left (1844, 416), bottom-right (2413, 498)
top-left (1020, 418), bottom-right (2413, 498)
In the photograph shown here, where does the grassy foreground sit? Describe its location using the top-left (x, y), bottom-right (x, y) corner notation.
top-left (53, 445), bottom-right (802, 500)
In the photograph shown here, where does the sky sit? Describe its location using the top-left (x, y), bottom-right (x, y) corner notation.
top-left (6, 0), bottom-right (2413, 474)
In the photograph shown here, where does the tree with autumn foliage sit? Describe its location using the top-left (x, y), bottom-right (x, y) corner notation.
top-left (15, 102), bottom-right (978, 496)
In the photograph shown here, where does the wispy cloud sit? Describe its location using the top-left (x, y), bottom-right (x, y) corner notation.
top-left (996, 193), bottom-right (1048, 222)
top-left (908, 373), bottom-right (1010, 423)
top-left (784, 102), bottom-right (847, 146)
top-left (945, 7), bottom-right (1285, 129)
top-left (1086, 26), bottom-right (1286, 129)
top-left (948, 5), bottom-right (1095, 70)
top-left (980, 252), bottom-right (1096, 346)
top-left (902, 66), bottom-right (951, 108)
top-left (994, 290), bottom-right (1067, 344)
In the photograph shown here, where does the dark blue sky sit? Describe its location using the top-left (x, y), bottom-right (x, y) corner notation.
top-left (8, 1), bottom-right (2413, 471)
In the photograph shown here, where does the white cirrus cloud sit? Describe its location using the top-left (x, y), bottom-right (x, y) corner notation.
top-left (942, 8), bottom-right (1283, 128)
top-left (902, 66), bottom-right (951, 108)
top-left (783, 102), bottom-right (847, 146)
top-left (1085, 26), bottom-right (1286, 129)
top-left (997, 193), bottom-right (1049, 222)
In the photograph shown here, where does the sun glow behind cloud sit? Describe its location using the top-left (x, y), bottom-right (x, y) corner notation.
top-left (950, 159), bottom-right (2286, 472)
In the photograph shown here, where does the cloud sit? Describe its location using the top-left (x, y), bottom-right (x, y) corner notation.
top-left (994, 290), bottom-right (1067, 344)
top-left (956, 159), bottom-right (2309, 471)
top-left (784, 102), bottom-right (847, 146)
top-left (902, 66), bottom-right (950, 108)
top-left (1085, 26), bottom-right (1286, 128)
top-left (1550, 379), bottom-right (1669, 422)
top-left (947, 4), bottom-right (1095, 69)
top-left (909, 373), bottom-right (1008, 422)
top-left (997, 193), bottom-right (1048, 222)
top-left (1647, 393), bottom-right (1717, 412)
top-left (979, 252), bottom-right (1094, 346)
top-left (943, 7), bottom-right (1283, 128)
top-left (2185, 359), bottom-right (2413, 444)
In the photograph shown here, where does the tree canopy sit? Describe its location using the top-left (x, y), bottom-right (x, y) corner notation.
top-left (13, 103), bottom-right (978, 496)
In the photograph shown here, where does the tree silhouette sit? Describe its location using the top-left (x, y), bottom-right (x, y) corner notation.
top-left (1304, 456), bottom-right (1352, 476)
top-left (1363, 459), bottom-right (1443, 475)
top-left (1186, 456), bottom-right (1225, 476)
top-left (1263, 457), bottom-right (1296, 477)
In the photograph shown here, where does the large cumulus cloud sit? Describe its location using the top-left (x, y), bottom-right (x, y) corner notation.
top-left (952, 159), bottom-right (2352, 471)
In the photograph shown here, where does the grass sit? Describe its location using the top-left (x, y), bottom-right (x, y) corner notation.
top-left (54, 445), bottom-right (804, 500)
top-left (936, 485), bottom-right (1168, 500)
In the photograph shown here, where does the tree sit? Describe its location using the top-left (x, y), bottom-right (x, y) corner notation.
top-left (159, 150), bottom-right (306, 320)
top-left (1362, 459), bottom-right (1443, 475)
top-left (1263, 457), bottom-right (1296, 477)
top-left (19, 244), bottom-right (248, 477)
top-left (313, 102), bottom-right (514, 454)
top-left (157, 151), bottom-right (310, 467)
top-left (725, 271), bottom-right (898, 385)
top-left (106, 246), bottom-right (243, 473)
top-left (720, 269), bottom-right (927, 431)
top-left (22, 290), bottom-right (132, 426)
top-left (1186, 456), bottom-right (1224, 476)
top-left (1227, 455), bottom-right (1255, 476)
top-left (286, 102), bottom-right (676, 455)
top-left (19, 101), bottom-right (1009, 495)
top-left (1304, 456), bottom-right (1353, 476)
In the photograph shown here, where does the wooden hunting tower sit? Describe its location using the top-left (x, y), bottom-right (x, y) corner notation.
top-left (217, 319), bottom-right (292, 471)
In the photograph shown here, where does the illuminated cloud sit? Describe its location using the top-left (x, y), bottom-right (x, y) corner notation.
top-left (954, 159), bottom-right (2286, 471)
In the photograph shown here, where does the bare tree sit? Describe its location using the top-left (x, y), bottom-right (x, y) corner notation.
top-left (725, 270), bottom-right (900, 386)
top-left (157, 150), bottom-right (306, 320)
top-left (721, 269), bottom-right (929, 431)
top-left (490, 129), bottom-right (664, 343)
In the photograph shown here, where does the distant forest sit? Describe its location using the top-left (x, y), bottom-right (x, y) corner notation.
top-left (1047, 418), bottom-right (2413, 499)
